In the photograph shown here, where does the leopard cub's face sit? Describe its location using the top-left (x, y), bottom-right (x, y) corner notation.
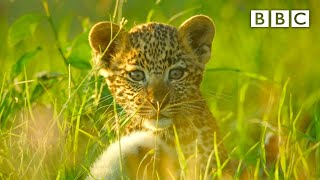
top-left (89, 15), bottom-right (215, 130)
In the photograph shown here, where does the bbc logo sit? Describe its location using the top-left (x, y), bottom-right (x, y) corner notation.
top-left (251, 10), bottom-right (309, 28)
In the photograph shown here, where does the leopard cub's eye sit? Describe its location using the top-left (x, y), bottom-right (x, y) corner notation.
top-left (128, 70), bottom-right (145, 81)
top-left (169, 68), bottom-right (184, 80)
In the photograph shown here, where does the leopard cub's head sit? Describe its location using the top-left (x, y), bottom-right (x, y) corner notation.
top-left (89, 15), bottom-right (215, 130)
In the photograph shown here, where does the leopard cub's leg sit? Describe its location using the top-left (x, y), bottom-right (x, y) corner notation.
top-left (87, 131), bottom-right (178, 180)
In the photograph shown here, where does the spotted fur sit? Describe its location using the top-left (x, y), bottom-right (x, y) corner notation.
top-left (88, 15), bottom-right (229, 179)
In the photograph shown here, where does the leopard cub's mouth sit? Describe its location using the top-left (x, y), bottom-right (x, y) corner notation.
top-left (143, 115), bottom-right (173, 131)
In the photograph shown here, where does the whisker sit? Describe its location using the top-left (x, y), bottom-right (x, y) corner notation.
top-left (82, 94), bottom-right (114, 111)
top-left (93, 100), bottom-right (114, 113)
top-left (82, 76), bottom-right (106, 86)
top-left (182, 103), bottom-right (205, 110)
top-left (201, 89), bottom-right (232, 101)
top-left (163, 99), bottom-right (206, 110)
top-left (96, 94), bottom-right (114, 101)
top-left (201, 89), bottom-right (232, 98)
top-left (179, 111), bottom-right (197, 130)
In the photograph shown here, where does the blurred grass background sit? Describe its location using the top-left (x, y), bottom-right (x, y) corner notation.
top-left (0, 0), bottom-right (319, 179)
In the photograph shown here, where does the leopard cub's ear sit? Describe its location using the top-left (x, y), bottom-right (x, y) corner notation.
top-left (178, 15), bottom-right (215, 64)
top-left (89, 22), bottom-right (126, 67)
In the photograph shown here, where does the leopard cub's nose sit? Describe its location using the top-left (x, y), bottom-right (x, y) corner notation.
top-left (149, 98), bottom-right (169, 110)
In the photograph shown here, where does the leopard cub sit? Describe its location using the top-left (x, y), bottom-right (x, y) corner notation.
top-left (87, 15), bottom-right (229, 179)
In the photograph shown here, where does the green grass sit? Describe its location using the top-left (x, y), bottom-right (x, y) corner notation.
top-left (1, 0), bottom-right (320, 179)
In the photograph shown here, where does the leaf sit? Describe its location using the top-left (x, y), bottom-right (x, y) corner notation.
top-left (30, 84), bottom-right (45, 103)
top-left (31, 72), bottom-right (65, 102)
top-left (11, 46), bottom-right (42, 78)
top-left (36, 71), bottom-right (65, 81)
top-left (67, 32), bottom-right (92, 70)
top-left (68, 57), bottom-right (91, 70)
top-left (8, 14), bottom-right (44, 47)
